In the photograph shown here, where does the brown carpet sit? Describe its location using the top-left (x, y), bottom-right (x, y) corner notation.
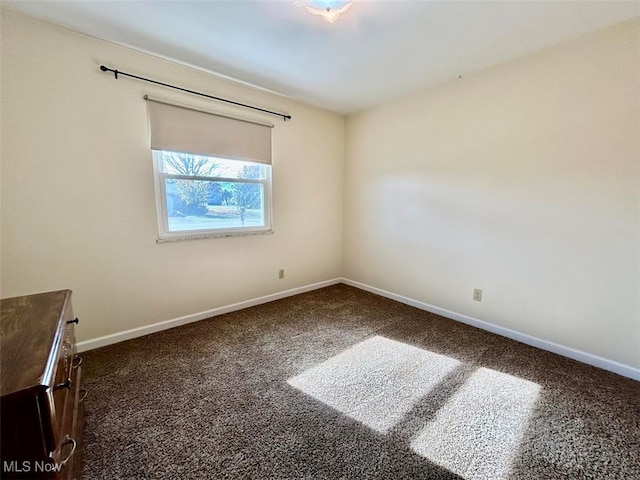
top-left (80, 284), bottom-right (640, 479)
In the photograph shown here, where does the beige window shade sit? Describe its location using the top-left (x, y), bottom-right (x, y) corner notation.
top-left (146, 98), bottom-right (272, 165)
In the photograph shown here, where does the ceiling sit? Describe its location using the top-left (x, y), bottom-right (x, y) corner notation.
top-left (4, 1), bottom-right (639, 114)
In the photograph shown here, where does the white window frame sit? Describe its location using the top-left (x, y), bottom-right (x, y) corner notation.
top-left (152, 151), bottom-right (273, 242)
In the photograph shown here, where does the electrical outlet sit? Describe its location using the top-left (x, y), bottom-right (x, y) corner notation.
top-left (279, 269), bottom-right (285, 279)
top-left (473, 289), bottom-right (482, 302)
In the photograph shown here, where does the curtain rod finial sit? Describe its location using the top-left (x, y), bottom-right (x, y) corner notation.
top-left (100, 65), bottom-right (118, 79)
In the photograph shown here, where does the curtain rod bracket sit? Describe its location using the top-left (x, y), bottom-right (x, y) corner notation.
top-left (99, 65), bottom-right (291, 121)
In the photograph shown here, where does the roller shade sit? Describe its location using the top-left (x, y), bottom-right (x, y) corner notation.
top-left (146, 98), bottom-right (272, 165)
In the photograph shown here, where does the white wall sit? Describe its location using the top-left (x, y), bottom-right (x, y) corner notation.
top-left (2, 10), bottom-right (638, 373)
top-left (343, 19), bottom-right (640, 369)
top-left (0, 10), bottom-right (344, 342)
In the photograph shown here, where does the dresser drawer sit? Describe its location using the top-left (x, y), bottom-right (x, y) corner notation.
top-left (53, 363), bottom-right (82, 480)
top-left (43, 308), bottom-right (77, 455)
top-left (52, 323), bottom-right (76, 441)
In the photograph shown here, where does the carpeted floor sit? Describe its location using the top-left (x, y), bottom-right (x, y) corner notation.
top-left (80, 284), bottom-right (640, 479)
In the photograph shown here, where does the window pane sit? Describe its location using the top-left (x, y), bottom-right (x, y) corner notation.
top-left (156, 150), bottom-right (267, 179)
top-left (165, 179), bottom-right (265, 232)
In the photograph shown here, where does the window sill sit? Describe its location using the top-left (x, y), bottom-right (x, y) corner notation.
top-left (156, 229), bottom-right (274, 243)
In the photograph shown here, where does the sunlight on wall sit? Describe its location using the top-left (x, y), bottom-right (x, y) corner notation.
top-left (410, 367), bottom-right (540, 480)
top-left (287, 335), bottom-right (460, 433)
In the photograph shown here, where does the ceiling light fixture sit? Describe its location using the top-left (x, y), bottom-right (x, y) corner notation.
top-left (294, 0), bottom-right (353, 24)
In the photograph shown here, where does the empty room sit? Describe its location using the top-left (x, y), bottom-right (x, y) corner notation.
top-left (0, 1), bottom-right (638, 479)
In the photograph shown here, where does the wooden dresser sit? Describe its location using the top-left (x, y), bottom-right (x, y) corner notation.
top-left (1, 290), bottom-right (85, 480)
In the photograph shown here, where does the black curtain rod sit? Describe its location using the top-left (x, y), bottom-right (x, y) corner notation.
top-left (99, 65), bottom-right (292, 121)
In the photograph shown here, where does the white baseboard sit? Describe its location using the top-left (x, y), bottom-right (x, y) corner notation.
top-left (77, 275), bottom-right (639, 382)
top-left (76, 278), bottom-right (342, 353)
top-left (341, 278), bottom-right (640, 382)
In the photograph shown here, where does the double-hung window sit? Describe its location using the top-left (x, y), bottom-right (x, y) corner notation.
top-left (147, 98), bottom-right (273, 241)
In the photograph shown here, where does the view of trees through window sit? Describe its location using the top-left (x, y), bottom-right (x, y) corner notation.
top-left (155, 151), bottom-right (267, 232)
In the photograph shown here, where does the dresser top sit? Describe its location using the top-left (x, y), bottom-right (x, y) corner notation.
top-left (1, 290), bottom-right (72, 397)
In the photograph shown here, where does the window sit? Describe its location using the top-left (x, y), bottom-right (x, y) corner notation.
top-left (146, 97), bottom-right (273, 241)
top-left (152, 151), bottom-right (272, 239)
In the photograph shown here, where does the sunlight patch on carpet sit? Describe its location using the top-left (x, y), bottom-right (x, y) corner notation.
top-left (287, 335), bottom-right (460, 433)
top-left (410, 367), bottom-right (540, 480)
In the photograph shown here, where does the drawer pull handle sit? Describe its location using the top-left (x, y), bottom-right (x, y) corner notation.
top-left (59, 436), bottom-right (76, 466)
top-left (79, 388), bottom-right (88, 402)
top-left (67, 317), bottom-right (79, 325)
top-left (55, 378), bottom-right (72, 390)
top-left (72, 355), bottom-right (83, 369)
